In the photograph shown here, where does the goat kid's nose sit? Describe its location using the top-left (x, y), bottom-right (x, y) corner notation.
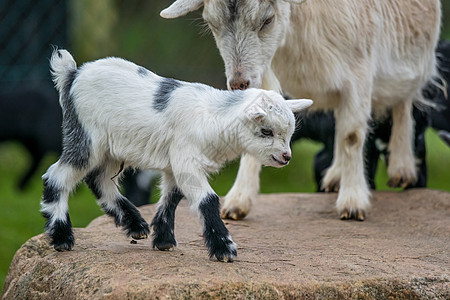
top-left (283, 153), bottom-right (291, 162)
top-left (229, 79), bottom-right (250, 90)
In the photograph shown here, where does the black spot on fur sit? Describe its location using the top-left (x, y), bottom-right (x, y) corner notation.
top-left (45, 213), bottom-right (74, 251)
top-left (199, 193), bottom-right (236, 260)
top-left (137, 66), bottom-right (149, 77)
top-left (346, 132), bottom-right (359, 147)
top-left (41, 211), bottom-right (51, 220)
top-left (228, 0), bottom-right (239, 21)
top-left (42, 178), bottom-right (60, 204)
top-left (84, 167), bottom-right (103, 199)
top-left (59, 69), bottom-right (92, 169)
top-left (223, 90), bottom-right (244, 107)
top-left (102, 196), bottom-right (150, 238)
top-left (153, 78), bottom-right (181, 112)
top-left (151, 188), bottom-right (184, 250)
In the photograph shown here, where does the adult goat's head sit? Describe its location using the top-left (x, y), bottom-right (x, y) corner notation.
top-left (161, 0), bottom-right (304, 91)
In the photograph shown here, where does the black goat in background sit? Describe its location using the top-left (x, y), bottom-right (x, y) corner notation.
top-left (0, 88), bottom-right (62, 190)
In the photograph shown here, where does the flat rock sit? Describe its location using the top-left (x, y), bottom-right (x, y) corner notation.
top-left (2, 189), bottom-right (450, 299)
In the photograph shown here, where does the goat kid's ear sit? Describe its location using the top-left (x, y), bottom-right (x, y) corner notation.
top-left (246, 104), bottom-right (267, 123)
top-left (160, 0), bottom-right (204, 19)
top-left (286, 99), bottom-right (313, 112)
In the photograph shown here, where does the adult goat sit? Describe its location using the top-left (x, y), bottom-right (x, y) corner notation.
top-left (161, 0), bottom-right (441, 220)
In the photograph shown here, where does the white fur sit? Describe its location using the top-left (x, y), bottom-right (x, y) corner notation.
top-left (44, 49), bottom-right (312, 254)
top-left (161, 0), bottom-right (441, 219)
top-left (64, 57), bottom-right (310, 174)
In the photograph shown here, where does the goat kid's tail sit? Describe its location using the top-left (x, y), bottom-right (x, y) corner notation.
top-left (50, 48), bottom-right (77, 103)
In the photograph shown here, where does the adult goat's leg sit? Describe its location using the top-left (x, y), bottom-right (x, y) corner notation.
top-left (220, 68), bottom-right (279, 220)
top-left (221, 153), bottom-right (261, 220)
top-left (332, 79), bottom-right (372, 221)
top-left (387, 99), bottom-right (417, 188)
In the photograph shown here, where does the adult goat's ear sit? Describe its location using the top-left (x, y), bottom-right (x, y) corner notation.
top-left (286, 99), bottom-right (313, 112)
top-left (160, 0), bottom-right (204, 19)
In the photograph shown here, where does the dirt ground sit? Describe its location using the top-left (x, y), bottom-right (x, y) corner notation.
top-left (2, 189), bottom-right (449, 299)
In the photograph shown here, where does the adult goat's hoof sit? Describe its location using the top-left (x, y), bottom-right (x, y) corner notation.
top-left (339, 208), bottom-right (365, 221)
top-left (387, 174), bottom-right (416, 189)
top-left (221, 207), bottom-right (248, 220)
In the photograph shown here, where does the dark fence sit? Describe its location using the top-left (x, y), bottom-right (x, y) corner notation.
top-left (0, 0), bottom-right (68, 91)
top-left (1, 0), bottom-right (449, 94)
top-left (0, 0), bottom-right (226, 94)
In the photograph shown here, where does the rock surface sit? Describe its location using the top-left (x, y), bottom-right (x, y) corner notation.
top-left (2, 189), bottom-right (450, 299)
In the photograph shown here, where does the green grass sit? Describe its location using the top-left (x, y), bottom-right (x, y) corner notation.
top-left (1, 129), bottom-right (449, 291)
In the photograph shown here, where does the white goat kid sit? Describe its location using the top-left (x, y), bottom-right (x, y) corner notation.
top-left (41, 49), bottom-right (312, 261)
top-left (161, 0), bottom-right (441, 221)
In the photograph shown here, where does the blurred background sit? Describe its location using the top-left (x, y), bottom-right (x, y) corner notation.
top-left (1, 0), bottom-right (449, 291)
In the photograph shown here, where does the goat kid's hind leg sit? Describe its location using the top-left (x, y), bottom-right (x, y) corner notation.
top-left (333, 80), bottom-right (372, 221)
top-left (85, 162), bottom-right (149, 240)
top-left (41, 161), bottom-right (87, 251)
top-left (221, 153), bottom-right (261, 220)
top-left (387, 99), bottom-right (417, 188)
top-left (151, 172), bottom-right (183, 251)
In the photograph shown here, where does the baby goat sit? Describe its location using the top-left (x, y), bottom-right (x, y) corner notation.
top-left (41, 49), bottom-right (312, 261)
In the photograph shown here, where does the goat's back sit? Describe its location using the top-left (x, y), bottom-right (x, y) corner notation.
top-left (274, 0), bottom-right (440, 110)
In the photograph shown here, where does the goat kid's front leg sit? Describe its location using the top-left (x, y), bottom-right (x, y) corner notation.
top-left (174, 167), bottom-right (237, 262)
top-left (151, 172), bottom-right (183, 251)
top-left (221, 153), bottom-right (261, 220)
top-left (331, 80), bottom-right (372, 221)
top-left (387, 99), bottom-right (417, 188)
top-left (199, 193), bottom-right (237, 262)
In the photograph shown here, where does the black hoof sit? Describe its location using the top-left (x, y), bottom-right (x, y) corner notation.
top-left (207, 235), bottom-right (237, 262)
top-left (51, 233), bottom-right (74, 251)
top-left (128, 221), bottom-right (150, 239)
top-left (48, 218), bottom-right (74, 251)
top-left (152, 229), bottom-right (177, 251)
top-left (154, 242), bottom-right (176, 251)
top-left (53, 241), bottom-right (74, 251)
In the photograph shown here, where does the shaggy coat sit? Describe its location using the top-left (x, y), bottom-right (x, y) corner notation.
top-left (162, 0), bottom-right (441, 220)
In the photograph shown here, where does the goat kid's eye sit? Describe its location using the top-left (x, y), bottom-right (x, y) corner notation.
top-left (260, 16), bottom-right (274, 31)
top-left (261, 128), bottom-right (273, 137)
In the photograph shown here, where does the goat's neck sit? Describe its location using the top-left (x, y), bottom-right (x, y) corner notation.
top-left (202, 95), bottom-right (249, 163)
